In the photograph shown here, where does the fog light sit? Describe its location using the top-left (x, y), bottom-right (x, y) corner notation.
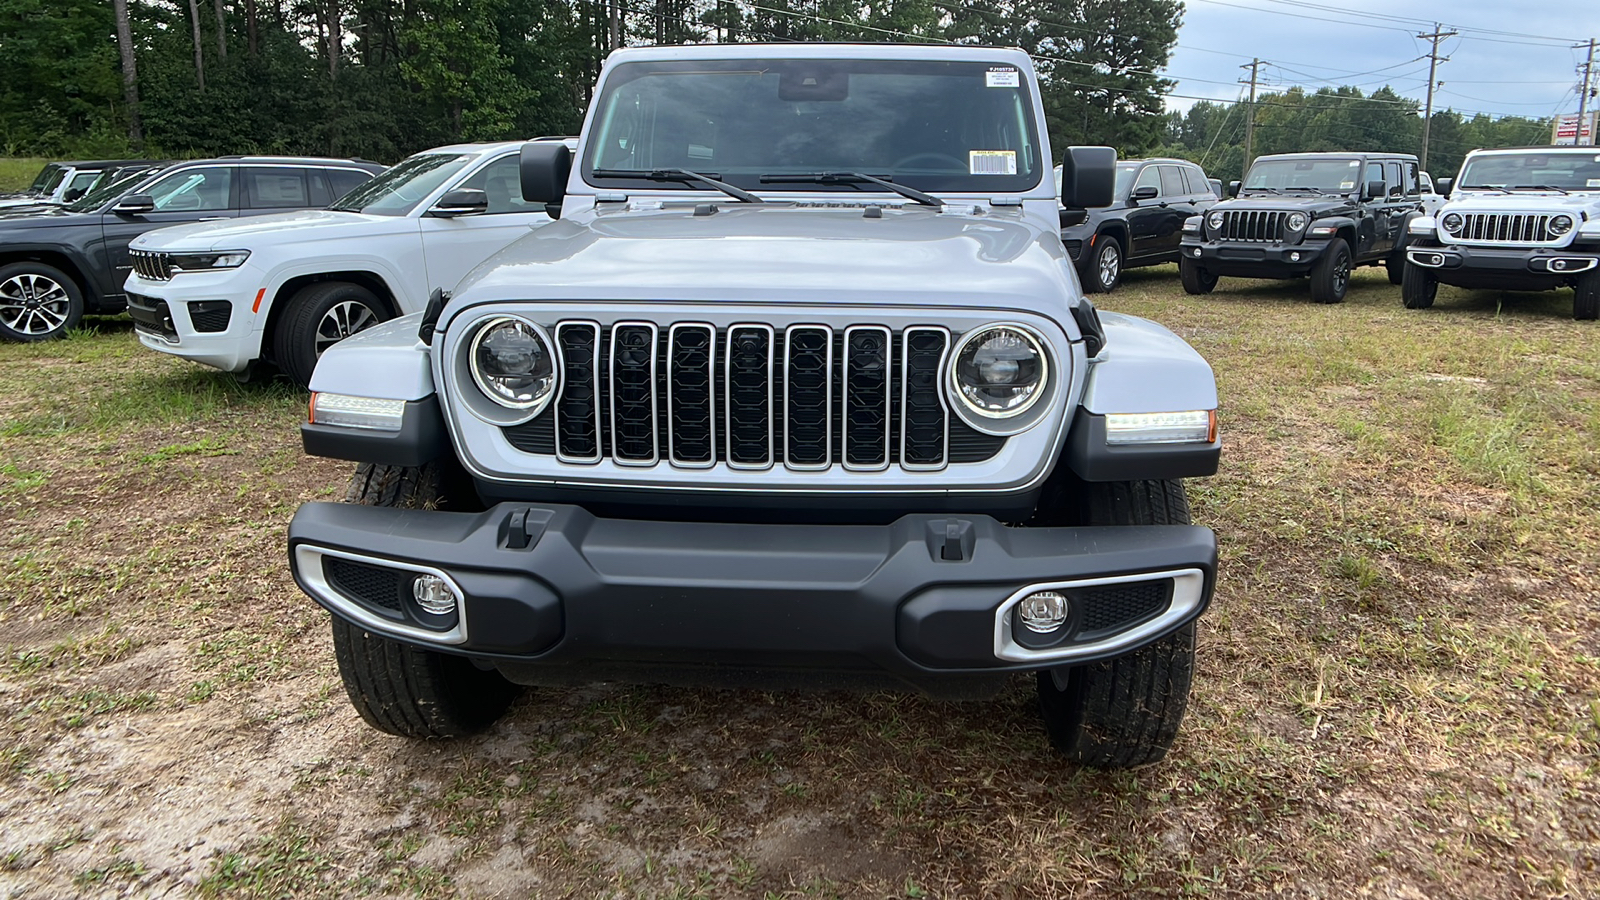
top-left (1289, 251), bottom-right (1301, 262)
top-left (1191, 248), bottom-right (1202, 257)
top-left (411, 574), bottom-right (458, 616)
top-left (1017, 591), bottom-right (1070, 634)
top-left (1552, 259), bottom-right (1567, 271)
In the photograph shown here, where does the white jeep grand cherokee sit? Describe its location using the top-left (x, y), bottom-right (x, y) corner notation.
top-left (126, 138), bottom-right (573, 386)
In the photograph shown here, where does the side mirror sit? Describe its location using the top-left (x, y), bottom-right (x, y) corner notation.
top-left (1227, 181), bottom-right (1240, 198)
top-left (1059, 146), bottom-right (1115, 210)
top-left (64, 189), bottom-right (84, 202)
top-left (1364, 181), bottom-right (1386, 200)
top-left (1208, 179), bottom-right (1223, 198)
top-left (1435, 177), bottom-right (1453, 197)
top-left (114, 194), bottom-right (155, 215)
top-left (428, 188), bottom-right (489, 217)
top-left (1059, 208), bottom-right (1088, 228)
top-left (1130, 185), bottom-right (1159, 203)
top-left (521, 141), bottom-right (572, 205)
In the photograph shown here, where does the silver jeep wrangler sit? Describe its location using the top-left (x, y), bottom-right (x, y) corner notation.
top-left (287, 44), bottom-right (1222, 768)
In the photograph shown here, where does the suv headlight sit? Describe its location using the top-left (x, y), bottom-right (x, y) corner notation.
top-left (1549, 214), bottom-right (1574, 236)
top-left (1441, 213), bottom-right (1462, 234)
top-left (468, 316), bottom-right (555, 411)
top-left (949, 325), bottom-right (1049, 429)
top-left (170, 251), bottom-right (250, 271)
top-left (1285, 212), bottom-right (1307, 231)
top-left (1206, 211), bottom-right (1224, 230)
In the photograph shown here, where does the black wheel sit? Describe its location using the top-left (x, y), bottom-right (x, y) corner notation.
top-left (330, 462), bottom-right (519, 738)
top-left (273, 281), bottom-right (390, 389)
top-left (1033, 479), bottom-right (1198, 768)
top-left (1309, 238), bottom-right (1352, 304)
top-left (1401, 260), bottom-right (1438, 310)
top-left (1575, 270), bottom-right (1599, 321)
top-left (0, 261), bottom-right (83, 342)
top-left (1083, 236), bottom-right (1122, 293)
top-left (1179, 257), bottom-right (1217, 295)
top-left (1385, 252), bottom-right (1405, 285)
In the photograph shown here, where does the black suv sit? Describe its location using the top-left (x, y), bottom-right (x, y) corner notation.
top-left (1058, 158), bottom-right (1219, 292)
top-left (1178, 152), bottom-right (1425, 304)
top-left (0, 156), bottom-right (384, 342)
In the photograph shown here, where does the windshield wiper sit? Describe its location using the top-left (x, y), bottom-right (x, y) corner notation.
top-left (1281, 186), bottom-right (1325, 194)
top-left (1509, 184), bottom-right (1569, 194)
top-left (1460, 185), bottom-right (1510, 194)
top-left (1241, 186), bottom-right (1282, 195)
top-left (758, 172), bottom-right (943, 208)
top-left (591, 167), bottom-right (760, 203)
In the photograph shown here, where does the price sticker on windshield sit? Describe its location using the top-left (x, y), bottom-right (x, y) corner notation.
top-left (970, 151), bottom-right (1018, 175)
top-left (1589, 178), bottom-right (1600, 187)
top-left (986, 67), bottom-right (1020, 88)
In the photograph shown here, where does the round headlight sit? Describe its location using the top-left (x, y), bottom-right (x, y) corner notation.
top-left (1286, 212), bottom-right (1307, 231)
top-left (950, 325), bottom-right (1048, 419)
top-left (1441, 213), bottom-right (1462, 233)
top-left (1207, 211), bottom-right (1224, 230)
top-left (469, 317), bottom-right (554, 410)
top-left (1549, 214), bottom-right (1574, 236)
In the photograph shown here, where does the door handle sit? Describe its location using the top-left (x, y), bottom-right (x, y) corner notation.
top-left (199, 216), bottom-right (228, 221)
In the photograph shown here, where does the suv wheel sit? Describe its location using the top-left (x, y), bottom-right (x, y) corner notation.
top-left (1401, 260), bottom-right (1438, 310)
top-left (1033, 479), bottom-right (1197, 768)
top-left (274, 281), bottom-right (390, 389)
top-left (1309, 238), bottom-right (1352, 304)
top-left (1179, 257), bottom-right (1217, 295)
top-left (1084, 236), bottom-right (1122, 293)
top-left (0, 262), bottom-right (83, 342)
top-left (1575, 270), bottom-right (1599, 321)
top-left (331, 462), bottom-right (520, 738)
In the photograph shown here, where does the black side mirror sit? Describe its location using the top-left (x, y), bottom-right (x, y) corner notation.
top-left (1059, 146), bottom-right (1116, 210)
top-left (1227, 181), bottom-right (1240, 198)
top-left (1364, 181), bottom-right (1386, 200)
top-left (64, 189), bottom-right (84, 202)
top-left (1130, 185), bottom-right (1159, 202)
top-left (1059, 208), bottom-right (1088, 228)
top-left (521, 141), bottom-right (572, 206)
top-left (428, 188), bottom-right (489, 217)
top-left (1435, 177), bottom-right (1453, 197)
top-left (114, 194), bottom-right (155, 215)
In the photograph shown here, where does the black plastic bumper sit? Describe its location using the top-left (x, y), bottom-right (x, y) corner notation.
top-left (1406, 244), bottom-right (1597, 290)
top-left (288, 501), bottom-right (1217, 696)
top-left (1179, 238), bottom-right (1327, 278)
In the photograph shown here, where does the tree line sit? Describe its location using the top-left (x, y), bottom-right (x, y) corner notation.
top-left (0, 0), bottom-right (1549, 178)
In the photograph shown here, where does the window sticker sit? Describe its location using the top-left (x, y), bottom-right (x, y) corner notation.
top-left (969, 150), bottom-right (1018, 175)
top-left (1589, 178), bottom-right (1600, 187)
top-left (985, 67), bottom-right (1020, 88)
top-left (1339, 181), bottom-right (1355, 189)
top-left (1348, 161), bottom-right (1361, 167)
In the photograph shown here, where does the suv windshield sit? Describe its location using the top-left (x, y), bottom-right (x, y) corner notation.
top-left (25, 164), bottom-right (63, 195)
top-left (67, 168), bottom-right (159, 212)
top-left (1243, 158), bottom-right (1363, 193)
top-left (584, 58), bottom-right (1042, 194)
top-left (1457, 152), bottom-right (1600, 192)
top-left (329, 153), bottom-right (474, 216)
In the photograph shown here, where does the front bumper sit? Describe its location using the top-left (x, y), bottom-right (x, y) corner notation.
top-left (1406, 243), bottom-right (1597, 290)
top-left (126, 271), bottom-right (264, 373)
top-left (1180, 238), bottom-right (1326, 278)
top-left (288, 501), bottom-right (1217, 696)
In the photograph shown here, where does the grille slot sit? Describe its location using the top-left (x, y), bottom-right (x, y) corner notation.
top-left (555, 322), bottom-right (601, 462)
top-left (129, 249), bottom-right (172, 281)
top-left (609, 323), bottom-right (658, 464)
top-left (1221, 210), bottom-right (1285, 242)
top-left (901, 327), bottom-right (949, 469)
top-left (843, 326), bottom-right (892, 469)
top-left (726, 325), bottom-right (774, 468)
top-left (324, 557), bottom-right (406, 615)
top-left (1078, 580), bottom-right (1171, 634)
top-left (1458, 213), bottom-right (1554, 244)
top-left (784, 325), bottom-right (832, 469)
top-left (669, 324), bottom-right (716, 466)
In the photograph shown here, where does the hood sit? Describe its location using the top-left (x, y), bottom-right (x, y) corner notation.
top-left (130, 209), bottom-right (403, 251)
top-left (1217, 193), bottom-right (1356, 214)
top-left (1442, 191), bottom-right (1600, 214)
top-left (0, 205), bottom-right (94, 228)
top-left (447, 204), bottom-right (1073, 319)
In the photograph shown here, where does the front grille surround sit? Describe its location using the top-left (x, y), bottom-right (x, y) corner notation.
top-left (1443, 211), bottom-right (1568, 246)
top-left (1217, 210), bottom-right (1288, 242)
top-left (129, 249), bottom-right (173, 281)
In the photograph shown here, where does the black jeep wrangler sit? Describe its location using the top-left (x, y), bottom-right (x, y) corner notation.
top-left (1178, 152), bottom-right (1425, 303)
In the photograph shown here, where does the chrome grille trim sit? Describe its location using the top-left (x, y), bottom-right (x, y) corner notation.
top-left (783, 324), bottom-right (833, 471)
top-left (129, 249), bottom-right (172, 281)
top-left (554, 321), bottom-right (602, 464)
top-left (842, 325), bottom-right (893, 472)
top-left (667, 322), bottom-right (717, 468)
top-left (608, 321), bottom-right (659, 466)
top-left (724, 323), bottom-right (776, 470)
top-left (1457, 212), bottom-right (1556, 245)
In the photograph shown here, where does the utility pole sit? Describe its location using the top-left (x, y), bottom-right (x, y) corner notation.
top-left (1418, 23), bottom-right (1457, 171)
top-left (1577, 38), bottom-right (1597, 146)
top-left (1240, 58), bottom-right (1260, 173)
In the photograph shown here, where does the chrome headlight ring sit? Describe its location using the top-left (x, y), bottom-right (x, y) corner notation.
top-left (462, 315), bottom-right (558, 424)
top-left (946, 323), bottom-right (1056, 436)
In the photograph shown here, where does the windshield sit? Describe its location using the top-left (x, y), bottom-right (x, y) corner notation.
top-left (1457, 152), bottom-right (1600, 191)
top-left (328, 153), bottom-right (474, 215)
top-left (1243, 158), bottom-right (1362, 193)
top-left (26, 164), bottom-right (62, 195)
top-left (67, 168), bottom-right (160, 212)
top-left (584, 58), bottom-right (1042, 194)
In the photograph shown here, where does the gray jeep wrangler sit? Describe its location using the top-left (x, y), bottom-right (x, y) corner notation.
top-left (287, 44), bottom-right (1222, 768)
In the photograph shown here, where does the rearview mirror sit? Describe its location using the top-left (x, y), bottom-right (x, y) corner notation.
top-left (428, 188), bottom-right (489, 217)
top-left (521, 141), bottom-right (572, 206)
top-left (114, 194), bottom-right (155, 215)
top-left (1059, 146), bottom-right (1116, 210)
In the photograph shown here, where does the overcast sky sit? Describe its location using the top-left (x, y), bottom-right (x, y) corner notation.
top-left (1162, 0), bottom-right (1600, 121)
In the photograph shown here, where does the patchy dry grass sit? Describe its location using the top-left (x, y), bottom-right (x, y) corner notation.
top-left (0, 158), bottom-right (47, 193)
top-left (1, 280), bottom-right (1598, 898)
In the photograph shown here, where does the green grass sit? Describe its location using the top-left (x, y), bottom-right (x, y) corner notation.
top-left (0, 157), bottom-right (47, 192)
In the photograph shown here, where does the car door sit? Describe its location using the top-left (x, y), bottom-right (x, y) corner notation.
top-left (1369, 161), bottom-right (1408, 257)
top-left (96, 165), bottom-right (240, 300)
top-left (415, 153), bottom-right (553, 294)
top-left (1150, 165), bottom-right (1196, 257)
top-left (1124, 165), bottom-right (1168, 261)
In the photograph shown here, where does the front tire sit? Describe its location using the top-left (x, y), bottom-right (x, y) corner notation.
top-left (330, 462), bottom-right (520, 738)
top-left (1575, 270), bottom-right (1599, 321)
top-left (1034, 479), bottom-right (1198, 768)
top-left (1401, 260), bottom-right (1438, 310)
top-left (1309, 238), bottom-right (1352, 304)
top-left (1179, 257), bottom-right (1217, 295)
top-left (0, 261), bottom-right (84, 342)
top-left (1084, 236), bottom-right (1123, 293)
top-left (273, 281), bottom-right (390, 389)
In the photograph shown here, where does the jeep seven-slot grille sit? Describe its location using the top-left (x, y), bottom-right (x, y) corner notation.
top-left (1455, 213), bottom-right (1558, 244)
top-left (129, 249), bottom-right (173, 281)
top-left (503, 323), bottom-right (1005, 470)
top-left (1219, 210), bottom-right (1286, 242)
